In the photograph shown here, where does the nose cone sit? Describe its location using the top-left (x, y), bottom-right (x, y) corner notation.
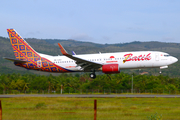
top-left (172, 57), bottom-right (178, 63)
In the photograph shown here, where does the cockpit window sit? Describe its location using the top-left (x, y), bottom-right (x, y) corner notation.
top-left (164, 54), bottom-right (170, 57)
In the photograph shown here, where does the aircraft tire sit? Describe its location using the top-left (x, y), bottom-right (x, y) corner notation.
top-left (90, 73), bottom-right (96, 79)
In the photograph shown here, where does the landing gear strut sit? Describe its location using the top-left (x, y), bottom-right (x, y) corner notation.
top-left (159, 68), bottom-right (162, 74)
top-left (90, 73), bottom-right (96, 79)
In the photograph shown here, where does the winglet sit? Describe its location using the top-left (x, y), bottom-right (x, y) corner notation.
top-left (72, 51), bottom-right (76, 55)
top-left (58, 43), bottom-right (68, 55)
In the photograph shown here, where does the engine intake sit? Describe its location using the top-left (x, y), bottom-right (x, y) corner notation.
top-left (102, 64), bottom-right (120, 74)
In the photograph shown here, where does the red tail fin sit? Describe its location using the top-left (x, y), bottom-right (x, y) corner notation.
top-left (7, 29), bottom-right (39, 61)
top-left (7, 29), bottom-right (70, 73)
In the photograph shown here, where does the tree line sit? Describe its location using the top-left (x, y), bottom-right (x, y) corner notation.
top-left (0, 73), bottom-right (179, 94)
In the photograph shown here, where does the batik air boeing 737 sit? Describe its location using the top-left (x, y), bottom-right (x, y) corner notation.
top-left (4, 29), bottom-right (178, 79)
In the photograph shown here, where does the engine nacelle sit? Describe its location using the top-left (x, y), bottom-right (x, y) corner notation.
top-left (102, 64), bottom-right (120, 74)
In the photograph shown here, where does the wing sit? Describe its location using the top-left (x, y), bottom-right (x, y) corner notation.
top-left (58, 43), bottom-right (102, 71)
top-left (3, 57), bottom-right (28, 63)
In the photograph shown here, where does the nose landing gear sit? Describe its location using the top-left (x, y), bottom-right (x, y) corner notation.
top-left (159, 66), bottom-right (168, 74)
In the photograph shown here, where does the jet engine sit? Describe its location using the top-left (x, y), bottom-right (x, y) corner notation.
top-left (102, 64), bottom-right (120, 74)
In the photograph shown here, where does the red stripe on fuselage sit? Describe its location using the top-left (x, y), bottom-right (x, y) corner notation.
top-left (106, 61), bottom-right (118, 63)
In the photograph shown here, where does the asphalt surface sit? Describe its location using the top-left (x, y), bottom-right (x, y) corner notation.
top-left (0, 94), bottom-right (180, 98)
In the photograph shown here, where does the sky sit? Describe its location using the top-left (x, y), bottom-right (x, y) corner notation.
top-left (0, 0), bottom-right (180, 44)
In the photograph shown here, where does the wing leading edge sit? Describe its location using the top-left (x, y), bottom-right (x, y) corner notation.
top-left (58, 43), bottom-right (102, 71)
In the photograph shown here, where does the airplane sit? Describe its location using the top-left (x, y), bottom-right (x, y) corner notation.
top-left (4, 29), bottom-right (178, 79)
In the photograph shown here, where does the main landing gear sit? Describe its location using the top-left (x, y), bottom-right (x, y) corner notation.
top-left (89, 73), bottom-right (96, 79)
top-left (159, 68), bottom-right (162, 74)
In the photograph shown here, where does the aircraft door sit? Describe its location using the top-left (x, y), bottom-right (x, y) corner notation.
top-left (155, 53), bottom-right (159, 61)
top-left (37, 60), bottom-right (42, 68)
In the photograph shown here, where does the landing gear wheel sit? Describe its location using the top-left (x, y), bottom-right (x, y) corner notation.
top-left (90, 73), bottom-right (96, 79)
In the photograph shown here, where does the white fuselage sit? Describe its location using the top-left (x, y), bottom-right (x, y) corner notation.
top-left (39, 51), bottom-right (178, 72)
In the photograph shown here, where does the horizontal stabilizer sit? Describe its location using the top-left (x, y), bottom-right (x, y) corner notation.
top-left (3, 57), bottom-right (28, 63)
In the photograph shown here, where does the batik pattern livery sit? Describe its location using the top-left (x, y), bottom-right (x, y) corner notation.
top-left (7, 29), bottom-right (70, 72)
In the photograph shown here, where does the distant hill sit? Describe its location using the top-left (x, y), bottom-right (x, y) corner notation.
top-left (0, 36), bottom-right (180, 77)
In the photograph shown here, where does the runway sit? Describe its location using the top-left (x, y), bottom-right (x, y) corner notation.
top-left (0, 94), bottom-right (180, 98)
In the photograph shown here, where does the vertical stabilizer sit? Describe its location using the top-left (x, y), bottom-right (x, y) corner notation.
top-left (6, 29), bottom-right (70, 73)
top-left (7, 29), bottom-right (39, 61)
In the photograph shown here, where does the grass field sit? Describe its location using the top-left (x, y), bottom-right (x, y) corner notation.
top-left (1, 97), bottom-right (180, 120)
